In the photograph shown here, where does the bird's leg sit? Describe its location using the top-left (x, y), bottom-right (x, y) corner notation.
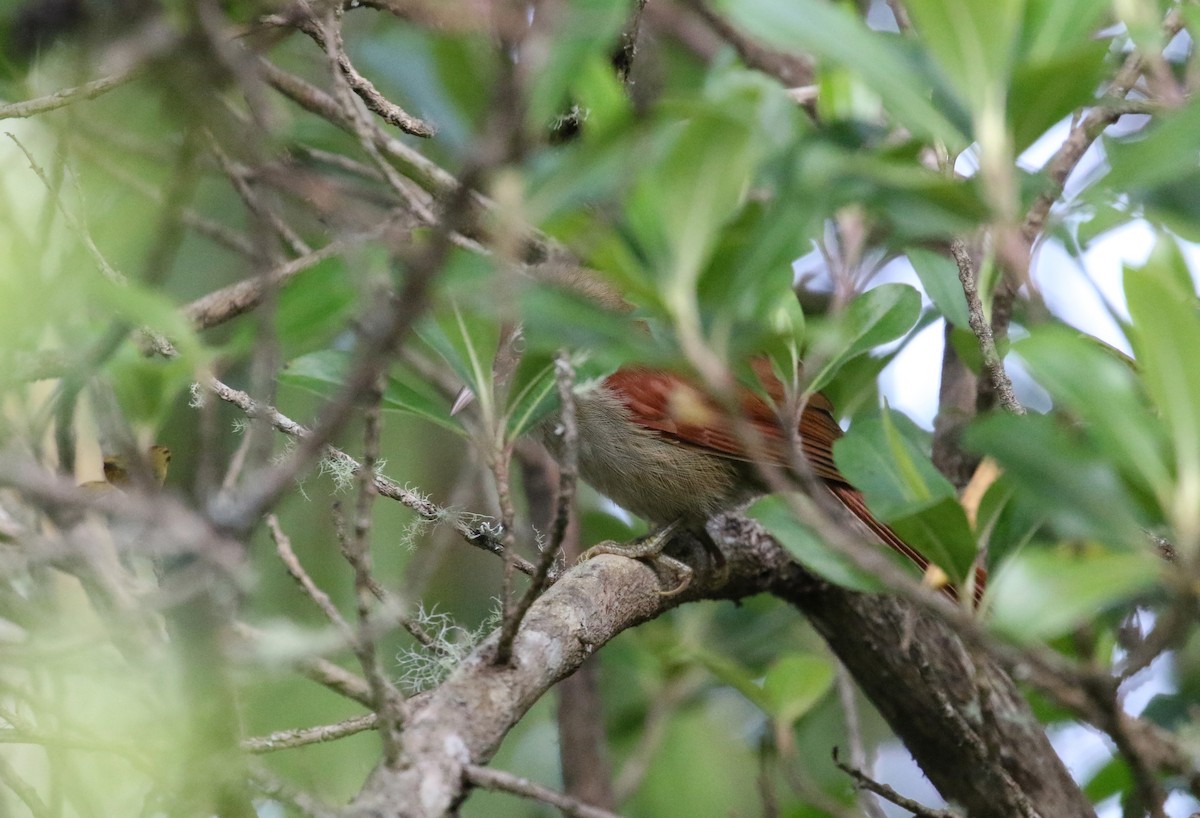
top-left (695, 526), bottom-right (729, 585)
top-left (580, 520), bottom-right (693, 597)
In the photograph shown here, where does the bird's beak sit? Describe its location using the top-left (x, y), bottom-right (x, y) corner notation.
top-left (451, 386), bottom-right (476, 416)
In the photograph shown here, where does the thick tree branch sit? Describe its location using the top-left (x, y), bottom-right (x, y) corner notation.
top-left (349, 516), bottom-right (1094, 818)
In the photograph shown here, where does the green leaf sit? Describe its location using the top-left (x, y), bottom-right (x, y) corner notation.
top-left (989, 548), bottom-right (1160, 643)
top-left (973, 473), bottom-right (1043, 565)
top-left (1104, 103), bottom-right (1200, 195)
top-left (1017, 0), bottom-right (1111, 63)
top-left (965, 412), bottom-right (1147, 547)
top-left (415, 304), bottom-right (500, 412)
top-left (1015, 325), bottom-right (1172, 508)
top-left (807, 284), bottom-right (922, 392)
top-left (906, 247), bottom-right (971, 329)
top-left (503, 352), bottom-right (559, 439)
top-left (831, 409), bottom-right (957, 520)
top-left (833, 408), bottom-right (977, 579)
top-left (747, 495), bottom-right (884, 593)
top-left (687, 648), bottom-right (770, 712)
top-left (1008, 42), bottom-right (1108, 153)
top-left (760, 653), bottom-right (835, 728)
top-left (889, 497), bottom-right (977, 582)
top-left (1124, 241), bottom-right (1200, 543)
top-left (904, 0), bottom-right (1023, 111)
top-left (726, 0), bottom-right (967, 147)
top-left (282, 350), bottom-right (466, 436)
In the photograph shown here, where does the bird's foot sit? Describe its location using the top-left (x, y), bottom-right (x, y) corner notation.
top-left (580, 521), bottom-right (692, 597)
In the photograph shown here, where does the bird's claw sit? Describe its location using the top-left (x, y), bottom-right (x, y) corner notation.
top-left (579, 521), bottom-right (692, 596)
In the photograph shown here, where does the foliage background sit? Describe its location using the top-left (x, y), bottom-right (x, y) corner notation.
top-left (1, 0), bottom-right (1199, 817)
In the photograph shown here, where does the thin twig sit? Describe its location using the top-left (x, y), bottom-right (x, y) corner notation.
top-left (950, 238), bottom-right (1024, 415)
top-left (249, 765), bottom-right (342, 818)
top-left (341, 361), bottom-right (404, 763)
top-left (202, 376), bottom-right (537, 574)
top-left (464, 764), bottom-right (625, 818)
top-left (267, 515), bottom-right (355, 637)
top-left (495, 352), bottom-right (577, 664)
top-left (208, 135), bottom-right (311, 259)
top-left (832, 749), bottom-right (961, 818)
top-left (836, 664), bottom-right (888, 818)
top-left (263, 3), bottom-right (435, 137)
top-left (0, 68), bottom-right (140, 120)
top-left (182, 234), bottom-right (372, 331)
top-left (0, 749), bottom-right (51, 818)
top-left (242, 714), bottom-right (378, 753)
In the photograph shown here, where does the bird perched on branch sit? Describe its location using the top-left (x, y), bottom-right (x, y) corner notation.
top-left (472, 266), bottom-right (982, 603)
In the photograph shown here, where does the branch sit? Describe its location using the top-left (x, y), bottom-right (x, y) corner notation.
top-left (0, 68), bottom-right (139, 121)
top-left (950, 238), bottom-right (1024, 414)
top-left (243, 714), bottom-right (378, 753)
top-left (832, 748), bottom-right (960, 818)
top-left (203, 376), bottom-right (537, 575)
top-left (348, 516), bottom-right (1095, 818)
top-left (464, 764), bottom-right (623, 818)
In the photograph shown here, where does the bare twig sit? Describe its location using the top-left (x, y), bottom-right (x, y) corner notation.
top-left (268, 515), bottom-right (354, 637)
top-left (495, 352), bottom-right (577, 664)
top-left (202, 376), bottom-right (537, 574)
top-left (950, 239), bottom-right (1024, 415)
top-left (342, 366), bottom-right (405, 764)
top-left (261, 3), bottom-right (435, 137)
top-left (249, 765), bottom-right (342, 818)
top-left (836, 665), bottom-right (888, 818)
top-left (0, 744), bottom-right (52, 818)
top-left (242, 714), bottom-right (378, 753)
top-left (0, 68), bottom-right (140, 121)
top-left (464, 764), bottom-right (624, 818)
top-left (686, 0), bottom-right (814, 89)
top-left (182, 234), bottom-right (372, 330)
top-left (833, 749), bottom-right (961, 818)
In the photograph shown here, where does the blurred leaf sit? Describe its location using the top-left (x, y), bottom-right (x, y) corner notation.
top-left (1016, 325), bottom-right (1171, 508)
top-left (503, 351), bottom-right (558, 438)
top-left (88, 275), bottom-right (207, 365)
top-left (760, 653), bottom-right (835, 728)
top-left (283, 350), bottom-right (466, 436)
top-left (889, 497), bottom-right (977, 582)
top-left (523, 1), bottom-right (627, 129)
top-left (726, 0), bottom-right (967, 147)
top-left (1008, 42), bottom-right (1108, 153)
top-left (1104, 103), bottom-right (1200, 195)
top-left (966, 412), bottom-right (1147, 547)
top-left (1017, 0), bottom-right (1112, 62)
top-left (904, 0), bottom-right (1023, 111)
top-left (1124, 240), bottom-right (1200, 542)
top-left (625, 101), bottom-right (760, 300)
top-left (107, 346), bottom-right (195, 431)
top-left (748, 495), bottom-right (884, 593)
top-left (832, 408), bottom-right (956, 520)
top-left (907, 247), bottom-right (971, 328)
top-left (1082, 756), bottom-right (1134, 804)
top-left (974, 472), bottom-right (1043, 564)
top-left (519, 282), bottom-right (656, 368)
top-left (274, 257), bottom-right (358, 357)
top-left (989, 547), bottom-right (1160, 642)
top-left (808, 284), bottom-right (922, 392)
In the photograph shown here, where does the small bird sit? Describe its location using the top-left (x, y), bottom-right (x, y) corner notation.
top-left (80, 445), bottom-right (172, 491)
top-left (541, 358), bottom-right (976, 601)
top-left (467, 266), bottom-right (980, 601)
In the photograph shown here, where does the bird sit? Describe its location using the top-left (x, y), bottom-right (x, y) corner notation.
top-left (539, 357), bottom-right (980, 603)
top-left (465, 265), bottom-right (982, 603)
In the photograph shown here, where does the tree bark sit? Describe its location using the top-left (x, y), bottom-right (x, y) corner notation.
top-left (351, 515), bottom-right (1093, 818)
